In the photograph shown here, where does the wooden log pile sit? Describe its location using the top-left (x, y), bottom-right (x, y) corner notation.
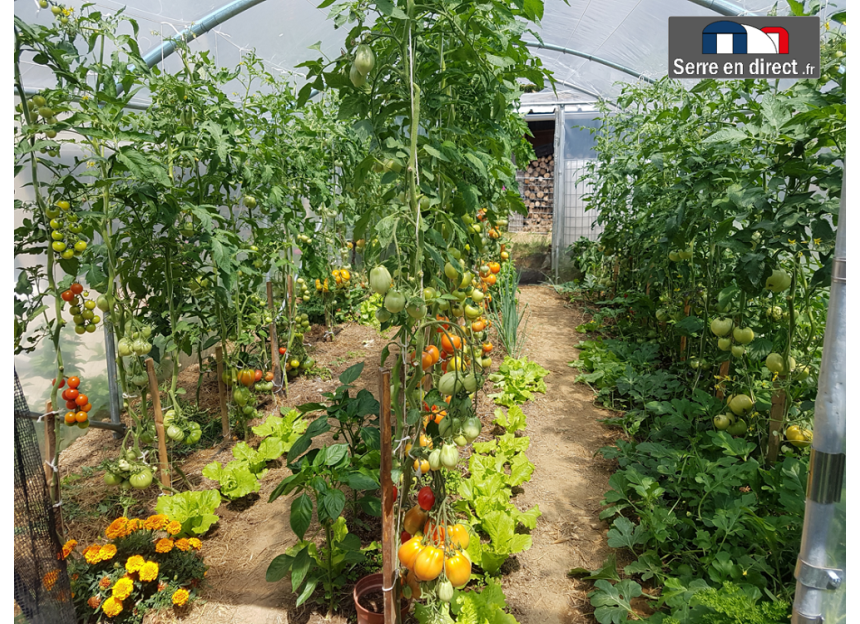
top-left (519, 154), bottom-right (554, 233)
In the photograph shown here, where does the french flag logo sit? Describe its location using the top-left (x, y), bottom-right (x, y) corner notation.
top-left (702, 21), bottom-right (789, 54)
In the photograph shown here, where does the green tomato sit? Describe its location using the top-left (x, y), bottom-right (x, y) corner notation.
top-left (717, 337), bottom-right (732, 351)
top-left (765, 353), bottom-right (785, 374)
top-left (728, 394), bottom-right (753, 416)
top-left (727, 418), bottom-right (747, 437)
top-left (765, 269), bottom-right (791, 293)
top-left (440, 444), bottom-right (459, 469)
top-left (713, 414), bottom-right (731, 430)
top-left (74, 240), bottom-right (87, 252)
top-left (51, 241), bottom-right (66, 253)
top-left (130, 469), bottom-right (153, 489)
top-left (104, 472), bottom-right (122, 486)
top-left (732, 327), bottom-right (754, 345)
top-left (384, 290), bottom-right (406, 313)
top-left (710, 317), bottom-right (733, 337)
top-left (369, 265), bottom-right (392, 295)
top-left (731, 345), bottom-right (745, 358)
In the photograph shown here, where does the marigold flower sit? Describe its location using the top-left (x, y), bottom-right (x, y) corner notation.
top-left (105, 518), bottom-right (129, 539)
top-left (157, 581), bottom-right (168, 592)
top-left (99, 576), bottom-right (112, 589)
top-left (59, 539), bottom-right (77, 560)
top-left (126, 519), bottom-right (142, 533)
top-left (125, 555), bottom-right (145, 574)
top-left (143, 514), bottom-right (168, 531)
top-left (139, 561), bottom-right (159, 582)
top-left (174, 538), bottom-right (191, 552)
top-left (188, 538), bottom-right (202, 551)
top-left (99, 544), bottom-right (117, 561)
top-left (172, 588), bottom-right (190, 607)
top-left (166, 521), bottom-right (182, 536)
top-left (155, 538), bottom-right (174, 553)
top-left (87, 596), bottom-right (101, 610)
top-left (84, 545), bottom-right (103, 565)
top-left (42, 570), bottom-right (60, 591)
top-left (112, 577), bottom-right (134, 601)
top-left (102, 596), bottom-right (123, 618)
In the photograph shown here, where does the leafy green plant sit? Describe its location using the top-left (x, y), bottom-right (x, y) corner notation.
top-left (492, 405), bottom-right (526, 434)
top-left (154, 490), bottom-right (221, 536)
top-left (416, 578), bottom-right (520, 624)
top-left (202, 458), bottom-right (264, 501)
top-left (588, 579), bottom-right (653, 624)
top-left (487, 356), bottom-right (549, 407)
top-left (487, 261), bottom-right (530, 358)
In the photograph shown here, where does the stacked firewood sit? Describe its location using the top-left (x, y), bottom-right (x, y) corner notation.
top-left (520, 154), bottom-right (554, 232)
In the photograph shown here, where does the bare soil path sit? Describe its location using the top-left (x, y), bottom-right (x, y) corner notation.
top-left (499, 286), bottom-right (621, 623)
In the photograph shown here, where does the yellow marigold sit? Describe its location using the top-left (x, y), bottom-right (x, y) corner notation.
top-left (102, 596), bottom-right (123, 618)
top-left (42, 570), bottom-right (60, 591)
top-left (139, 561), bottom-right (159, 582)
top-left (99, 544), bottom-right (117, 561)
top-left (87, 596), bottom-right (101, 610)
top-left (59, 539), bottom-right (77, 560)
top-left (125, 555), bottom-right (145, 574)
top-left (188, 538), bottom-right (202, 551)
top-left (143, 514), bottom-right (169, 531)
top-left (174, 538), bottom-right (191, 552)
top-left (112, 577), bottom-right (134, 601)
top-left (105, 518), bottom-right (129, 539)
top-left (84, 545), bottom-right (102, 565)
top-left (172, 588), bottom-right (190, 607)
top-left (155, 538), bottom-right (174, 554)
top-left (126, 519), bottom-right (142, 533)
top-left (99, 576), bottom-right (112, 590)
top-left (166, 521), bottom-right (182, 536)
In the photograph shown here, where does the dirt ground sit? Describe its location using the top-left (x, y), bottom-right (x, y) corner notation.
top-left (56, 285), bottom-right (625, 624)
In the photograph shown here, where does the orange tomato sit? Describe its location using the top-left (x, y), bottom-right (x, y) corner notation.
top-left (425, 345), bottom-right (440, 364)
top-left (440, 333), bottom-right (462, 354)
top-left (413, 458), bottom-right (430, 474)
top-left (413, 546), bottom-right (445, 581)
top-left (64, 412), bottom-right (76, 425)
top-left (398, 536), bottom-right (424, 569)
top-left (434, 411), bottom-right (446, 424)
top-left (447, 524), bottom-right (470, 550)
top-left (484, 274), bottom-right (497, 286)
top-left (482, 343), bottom-right (493, 354)
top-left (421, 351), bottom-right (434, 371)
top-left (435, 315), bottom-right (450, 331)
top-left (489, 262), bottom-right (501, 274)
top-left (404, 505), bottom-right (429, 535)
top-left (75, 411), bottom-right (88, 423)
top-left (67, 376), bottom-right (80, 389)
top-left (419, 434), bottom-right (432, 447)
top-left (80, 402), bottom-right (92, 413)
top-left (471, 319), bottom-right (485, 332)
top-left (75, 394), bottom-right (88, 407)
top-left (444, 551), bottom-right (471, 587)
top-left (264, 371), bottom-right (274, 382)
top-left (424, 520), bottom-right (446, 546)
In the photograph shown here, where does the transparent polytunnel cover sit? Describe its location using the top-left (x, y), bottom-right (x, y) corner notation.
top-left (14, 0), bottom-right (844, 102)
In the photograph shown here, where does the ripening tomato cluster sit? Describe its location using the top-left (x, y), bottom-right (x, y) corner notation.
top-left (60, 282), bottom-right (106, 335)
top-left (56, 376), bottom-right (92, 428)
top-left (397, 490), bottom-right (472, 602)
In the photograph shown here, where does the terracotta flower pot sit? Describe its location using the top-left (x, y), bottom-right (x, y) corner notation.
top-left (353, 573), bottom-right (410, 624)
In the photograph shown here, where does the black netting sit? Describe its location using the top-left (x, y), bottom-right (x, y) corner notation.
top-left (14, 371), bottom-right (76, 624)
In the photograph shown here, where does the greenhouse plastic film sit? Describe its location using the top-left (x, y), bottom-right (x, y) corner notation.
top-left (13, 371), bottom-right (76, 624)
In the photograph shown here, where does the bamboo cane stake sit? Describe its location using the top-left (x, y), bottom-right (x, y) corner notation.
top-left (144, 359), bottom-right (171, 490)
top-left (379, 368), bottom-right (398, 624)
top-left (215, 346), bottom-right (231, 439)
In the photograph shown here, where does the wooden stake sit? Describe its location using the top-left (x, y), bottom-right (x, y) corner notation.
top-left (215, 346), bottom-right (231, 439)
top-left (379, 368), bottom-right (398, 624)
top-left (716, 361), bottom-right (730, 400)
top-left (145, 359), bottom-right (171, 490)
top-left (767, 383), bottom-right (786, 464)
top-left (679, 300), bottom-right (691, 361)
top-left (43, 401), bottom-right (62, 532)
top-left (267, 281), bottom-right (281, 386)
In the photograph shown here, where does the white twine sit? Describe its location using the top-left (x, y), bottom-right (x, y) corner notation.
top-left (44, 459), bottom-right (58, 473)
top-left (37, 410), bottom-right (60, 423)
top-left (52, 500), bottom-right (62, 508)
top-left (392, 435), bottom-right (412, 456)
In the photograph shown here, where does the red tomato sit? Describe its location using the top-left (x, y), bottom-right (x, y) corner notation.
top-left (254, 369), bottom-right (263, 382)
top-left (75, 394), bottom-right (88, 407)
top-left (66, 388), bottom-right (79, 401)
top-left (67, 376), bottom-right (80, 389)
top-left (60, 290), bottom-right (74, 302)
top-left (61, 389), bottom-right (72, 401)
top-left (70, 283), bottom-right (83, 295)
top-left (52, 378), bottom-right (66, 389)
top-left (65, 400), bottom-right (78, 410)
top-left (400, 530), bottom-right (411, 544)
top-left (418, 486), bottom-right (436, 511)
top-left (393, 485), bottom-right (398, 501)
top-left (279, 347), bottom-right (287, 355)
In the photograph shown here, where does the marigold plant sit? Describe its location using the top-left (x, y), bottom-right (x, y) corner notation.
top-left (66, 513), bottom-right (207, 623)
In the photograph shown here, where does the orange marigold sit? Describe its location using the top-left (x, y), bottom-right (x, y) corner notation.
top-left (59, 539), bottom-right (77, 560)
top-left (157, 581), bottom-right (168, 592)
top-left (112, 577), bottom-right (134, 601)
top-left (172, 588), bottom-right (190, 607)
top-left (87, 596), bottom-right (101, 610)
top-left (125, 555), bottom-right (145, 574)
top-left (101, 596), bottom-right (123, 618)
top-left (83, 545), bottom-right (102, 565)
top-left (188, 538), bottom-right (202, 551)
top-left (139, 561), bottom-right (159, 582)
top-left (155, 538), bottom-right (174, 554)
top-left (174, 538), bottom-right (191, 552)
top-left (126, 519), bottom-right (142, 533)
top-left (42, 570), bottom-right (60, 591)
top-left (165, 521), bottom-right (182, 536)
top-left (143, 514), bottom-right (168, 531)
top-left (105, 517), bottom-right (129, 539)
top-left (99, 544), bottom-right (117, 561)
top-left (99, 576), bottom-right (112, 589)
